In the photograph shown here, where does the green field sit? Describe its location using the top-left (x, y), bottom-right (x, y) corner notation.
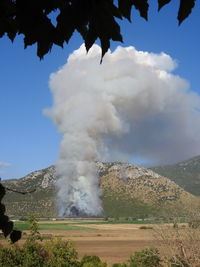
top-left (72, 220), bottom-right (156, 224)
top-left (14, 222), bottom-right (95, 231)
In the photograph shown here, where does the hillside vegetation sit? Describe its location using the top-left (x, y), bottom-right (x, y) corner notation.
top-left (151, 155), bottom-right (200, 196)
top-left (2, 162), bottom-right (200, 218)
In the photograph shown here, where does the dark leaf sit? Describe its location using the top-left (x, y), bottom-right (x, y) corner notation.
top-left (158, 0), bottom-right (171, 11)
top-left (178, 0), bottom-right (196, 25)
top-left (0, 0), bottom-right (17, 41)
top-left (100, 38), bottom-right (110, 63)
top-left (86, 2), bottom-right (123, 60)
top-left (118, 0), bottom-right (133, 21)
top-left (2, 220), bottom-right (13, 237)
top-left (40, 0), bottom-right (62, 15)
top-left (56, 0), bottom-right (89, 48)
top-left (76, 25), bottom-right (88, 42)
top-left (0, 0), bottom-right (197, 60)
top-left (7, 30), bottom-right (16, 42)
top-left (10, 230), bottom-right (22, 243)
top-left (37, 41), bottom-right (53, 60)
top-left (56, 5), bottom-right (75, 44)
top-left (0, 203), bottom-right (5, 215)
top-left (6, 19), bottom-right (17, 42)
top-left (109, 2), bottom-right (122, 19)
top-left (132, 0), bottom-right (149, 20)
top-left (0, 215), bottom-right (9, 229)
top-left (110, 22), bottom-right (123, 42)
top-left (85, 31), bottom-right (98, 52)
top-left (0, 184), bottom-right (6, 201)
top-left (22, 12), bottom-right (56, 58)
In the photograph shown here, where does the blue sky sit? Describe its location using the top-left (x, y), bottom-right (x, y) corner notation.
top-left (1, 1), bottom-right (200, 179)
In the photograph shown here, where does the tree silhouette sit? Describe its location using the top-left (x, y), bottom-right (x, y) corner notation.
top-left (0, 0), bottom-right (196, 61)
top-left (0, 184), bottom-right (21, 242)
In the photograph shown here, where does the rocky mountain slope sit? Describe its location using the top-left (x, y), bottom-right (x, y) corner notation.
top-left (2, 162), bottom-right (200, 218)
top-left (151, 155), bottom-right (200, 196)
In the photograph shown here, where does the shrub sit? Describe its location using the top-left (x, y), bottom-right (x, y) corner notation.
top-left (139, 226), bottom-right (153, 230)
top-left (22, 241), bottom-right (45, 267)
top-left (0, 238), bottom-right (80, 267)
top-left (44, 238), bottom-right (80, 267)
top-left (129, 248), bottom-right (162, 267)
top-left (0, 244), bottom-right (23, 267)
top-left (112, 263), bottom-right (129, 267)
top-left (81, 255), bottom-right (107, 267)
top-left (188, 219), bottom-right (200, 229)
top-left (168, 255), bottom-right (189, 267)
top-left (27, 214), bottom-right (42, 241)
top-left (173, 222), bottom-right (178, 229)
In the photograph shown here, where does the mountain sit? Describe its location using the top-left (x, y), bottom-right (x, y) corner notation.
top-left (2, 166), bottom-right (57, 218)
top-left (2, 162), bottom-right (200, 218)
top-left (151, 155), bottom-right (200, 197)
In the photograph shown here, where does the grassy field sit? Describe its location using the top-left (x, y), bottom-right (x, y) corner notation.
top-left (14, 221), bottom-right (95, 231)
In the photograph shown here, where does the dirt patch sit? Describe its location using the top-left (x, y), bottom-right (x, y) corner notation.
top-left (75, 239), bottom-right (160, 264)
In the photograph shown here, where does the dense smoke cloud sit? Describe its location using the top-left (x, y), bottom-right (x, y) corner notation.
top-left (47, 45), bottom-right (200, 216)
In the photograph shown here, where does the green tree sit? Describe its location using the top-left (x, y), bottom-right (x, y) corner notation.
top-left (0, 183), bottom-right (21, 243)
top-left (27, 214), bottom-right (42, 242)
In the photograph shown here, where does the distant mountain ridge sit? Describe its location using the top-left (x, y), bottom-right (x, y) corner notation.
top-left (2, 162), bottom-right (200, 218)
top-left (151, 155), bottom-right (200, 196)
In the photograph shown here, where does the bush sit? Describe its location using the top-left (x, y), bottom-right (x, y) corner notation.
top-left (188, 219), bottom-right (200, 229)
top-left (0, 241), bottom-right (45, 267)
top-left (22, 241), bottom-right (45, 267)
top-left (129, 248), bottom-right (162, 267)
top-left (0, 238), bottom-right (80, 267)
top-left (81, 255), bottom-right (107, 267)
top-left (44, 238), bottom-right (80, 267)
top-left (112, 263), bottom-right (129, 267)
top-left (173, 222), bottom-right (178, 229)
top-left (0, 244), bottom-right (23, 267)
top-left (139, 226), bottom-right (153, 230)
top-left (27, 214), bottom-right (42, 241)
top-left (169, 255), bottom-right (189, 267)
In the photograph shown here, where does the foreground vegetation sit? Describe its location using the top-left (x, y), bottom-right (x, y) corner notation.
top-left (0, 237), bottom-right (197, 267)
top-left (1, 215), bottom-right (200, 266)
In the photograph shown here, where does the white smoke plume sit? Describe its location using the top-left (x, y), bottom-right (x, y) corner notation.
top-left (47, 44), bottom-right (200, 216)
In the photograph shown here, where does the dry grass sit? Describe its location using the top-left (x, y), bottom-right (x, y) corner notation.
top-left (153, 223), bottom-right (200, 267)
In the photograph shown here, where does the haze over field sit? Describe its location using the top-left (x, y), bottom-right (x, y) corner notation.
top-left (46, 45), bottom-right (200, 216)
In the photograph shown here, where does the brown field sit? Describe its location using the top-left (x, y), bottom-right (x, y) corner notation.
top-left (38, 223), bottom-right (158, 265)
